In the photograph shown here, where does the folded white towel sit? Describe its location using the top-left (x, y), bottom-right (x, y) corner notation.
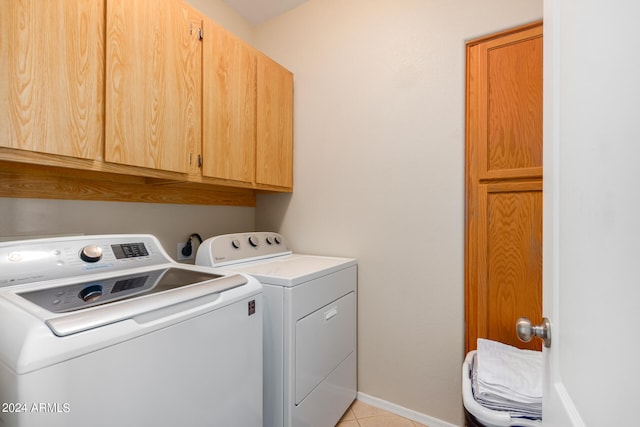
top-left (473, 338), bottom-right (543, 419)
top-left (476, 338), bottom-right (543, 399)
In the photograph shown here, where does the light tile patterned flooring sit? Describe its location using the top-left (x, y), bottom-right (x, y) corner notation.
top-left (336, 400), bottom-right (430, 427)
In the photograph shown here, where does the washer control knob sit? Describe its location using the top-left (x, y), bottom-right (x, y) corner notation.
top-left (265, 237), bottom-right (273, 245)
top-left (248, 236), bottom-right (259, 247)
top-left (80, 245), bottom-right (103, 263)
top-left (79, 285), bottom-right (103, 303)
top-left (274, 236), bottom-right (282, 245)
top-left (231, 239), bottom-right (241, 249)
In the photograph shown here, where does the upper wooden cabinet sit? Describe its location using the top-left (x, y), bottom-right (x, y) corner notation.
top-left (1, 0), bottom-right (293, 205)
top-left (105, 0), bottom-right (203, 174)
top-left (202, 21), bottom-right (294, 190)
top-left (0, 0), bottom-right (104, 160)
top-left (256, 54), bottom-right (294, 189)
top-left (202, 19), bottom-right (257, 183)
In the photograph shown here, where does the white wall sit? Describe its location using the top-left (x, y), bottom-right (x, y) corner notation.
top-left (254, 0), bottom-right (542, 424)
top-left (0, 198), bottom-right (253, 261)
top-left (185, 0), bottom-right (255, 43)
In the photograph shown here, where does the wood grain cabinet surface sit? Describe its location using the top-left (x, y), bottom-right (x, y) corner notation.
top-left (256, 54), bottom-right (294, 190)
top-left (105, 0), bottom-right (203, 175)
top-left (202, 20), bottom-right (294, 191)
top-left (202, 19), bottom-right (257, 184)
top-left (0, 0), bottom-right (104, 160)
top-left (465, 21), bottom-right (543, 352)
top-left (0, 0), bottom-right (294, 205)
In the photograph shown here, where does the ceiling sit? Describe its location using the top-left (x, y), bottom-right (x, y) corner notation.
top-left (222, 0), bottom-right (309, 25)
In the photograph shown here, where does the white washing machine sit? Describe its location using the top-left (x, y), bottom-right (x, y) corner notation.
top-left (196, 232), bottom-right (357, 427)
top-left (0, 234), bottom-right (263, 427)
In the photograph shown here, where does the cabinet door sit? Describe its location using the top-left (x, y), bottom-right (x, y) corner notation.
top-left (256, 55), bottom-right (294, 189)
top-left (466, 22), bottom-right (543, 352)
top-left (105, 0), bottom-right (202, 174)
top-left (0, 0), bottom-right (104, 159)
top-left (202, 19), bottom-right (256, 183)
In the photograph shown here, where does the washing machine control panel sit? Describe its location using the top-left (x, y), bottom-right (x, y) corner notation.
top-left (0, 235), bottom-right (170, 288)
top-left (15, 267), bottom-right (224, 313)
top-left (196, 232), bottom-right (292, 267)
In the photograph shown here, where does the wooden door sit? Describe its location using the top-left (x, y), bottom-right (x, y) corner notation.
top-left (256, 54), bottom-right (294, 189)
top-left (0, 0), bottom-right (104, 159)
top-left (465, 22), bottom-right (543, 351)
top-left (105, 0), bottom-right (202, 174)
top-left (202, 19), bottom-right (256, 183)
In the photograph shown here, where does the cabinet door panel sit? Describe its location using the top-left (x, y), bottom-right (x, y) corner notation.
top-left (105, 0), bottom-right (201, 173)
top-left (477, 182), bottom-right (543, 350)
top-left (477, 26), bottom-right (542, 180)
top-left (202, 20), bottom-right (256, 182)
top-left (256, 55), bottom-right (293, 189)
top-left (0, 0), bottom-right (104, 159)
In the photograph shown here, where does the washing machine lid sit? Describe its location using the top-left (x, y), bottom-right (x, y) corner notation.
top-left (221, 254), bottom-right (356, 287)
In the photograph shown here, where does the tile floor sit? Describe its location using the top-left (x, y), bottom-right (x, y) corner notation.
top-left (336, 400), bottom-right (430, 427)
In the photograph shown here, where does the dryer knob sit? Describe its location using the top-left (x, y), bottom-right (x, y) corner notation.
top-left (231, 239), bottom-right (241, 249)
top-left (248, 236), bottom-right (259, 247)
top-left (265, 237), bottom-right (273, 245)
top-left (80, 245), bottom-right (103, 263)
top-left (274, 236), bottom-right (282, 244)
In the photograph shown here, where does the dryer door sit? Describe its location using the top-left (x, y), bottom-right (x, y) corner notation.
top-left (295, 291), bottom-right (356, 404)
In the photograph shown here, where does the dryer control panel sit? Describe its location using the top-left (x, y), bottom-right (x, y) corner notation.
top-left (196, 232), bottom-right (292, 267)
top-left (0, 235), bottom-right (170, 288)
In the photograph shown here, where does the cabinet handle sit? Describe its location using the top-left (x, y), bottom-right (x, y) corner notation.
top-left (189, 24), bottom-right (203, 40)
top-left (198, 155), bottom-right (203, 168)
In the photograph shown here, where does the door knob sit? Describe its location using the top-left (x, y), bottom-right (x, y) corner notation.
top-left (516, 317), bottom-right (551, 348)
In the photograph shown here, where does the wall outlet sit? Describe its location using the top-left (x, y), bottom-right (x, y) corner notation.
top-left (176, 242), bottom-right (194, 261)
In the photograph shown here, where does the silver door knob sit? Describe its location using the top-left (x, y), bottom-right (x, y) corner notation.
top-left (516, 317), bottom-right (551, 348)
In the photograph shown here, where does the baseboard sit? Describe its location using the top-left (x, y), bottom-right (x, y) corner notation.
top-left (356, 392), bottom-right (461, 427)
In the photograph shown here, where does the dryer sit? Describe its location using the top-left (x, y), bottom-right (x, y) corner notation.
top-left (196, 232), bottom-right (357, 427)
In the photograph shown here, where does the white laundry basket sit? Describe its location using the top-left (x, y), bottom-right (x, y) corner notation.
top-left (462, 351), bottom-right (542, 427)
